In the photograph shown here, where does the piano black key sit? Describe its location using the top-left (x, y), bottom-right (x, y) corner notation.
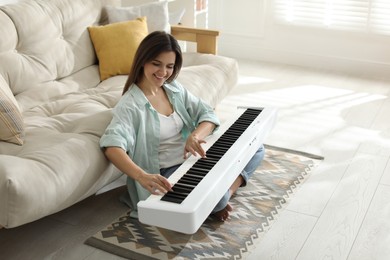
top-left (212, 140), bottom-right (235, 148)
top-left (174, 182), bottom-right (196, 190)
top-left (192, 162), bottom-right (215, 171)
top-left (161, 192), bottom-right (187, 203)
top-left (204, 155), bottom-right (222, 161)
top-left (246, 108), bottom-right (263, 114)
top-left (189, 166), bottom-right (211, 174)
top-left (180, 178), bottom-right (199, 186)
top-left (230, 123), bottom-right (250, 129)
top-left (205, 150), bottom-right (226, 159)
top-left (208, 145), bottom-right (229, 152)
top-left (215, 136), bottom-right (236, 143)
top-left (164, 191), bottom-right (189, 198)
top-left (207, 147), bottom-right (229, 156)
top-left (209, 149), bottom-right (230, 157)
top-left (204, 154), bottom-right (222, 161)
top-left (199, 157), bottom-right (218, 163)
top-left (214, 138), bottom-right (234, 144)
top-left (161, 196), bottom-right (183, 203)
top-left (186, 168), bottom-right (208, 177)
top-left (181, 174), bottom-right (202, 180)
top-left (192, 161), bottom-right (214, 170)
top-left (237, 114), bottom-right (256, 119)
top-left (211, 139), bottom-right (234, 147)
top-left (187, 168), bottom-right (210, 177)
top-left (181, 174), bottom-right (203, 181)
top-left (183, 169), bottom-right (208, 178)
top-left (224, 128), bottom-right (244, 136)
top-left (238, 113), bottom-right (254, 118)
top-left (209, 141), bottom-right (231, 149)
top-left (170, 185), bottom-right (192, 194)
top-left (181, 172), bottom-right (202, 180)
top-left (192, 165), bottom-right (213, 172)
top-left (198, 158), bottom-right (218, 166)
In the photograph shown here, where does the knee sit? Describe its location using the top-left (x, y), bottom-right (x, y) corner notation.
top-left (240, 144), bottom-right (265, 187)
top-left (254, 144), bottom-right (265, 162)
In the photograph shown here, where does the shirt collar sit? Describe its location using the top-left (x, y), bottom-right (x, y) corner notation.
top-left (127, 84), bottom-right (149, 107)
top-left (163, 82), bottom-right (180, 93)
top-left (126, 82), bottom-right (180, 107)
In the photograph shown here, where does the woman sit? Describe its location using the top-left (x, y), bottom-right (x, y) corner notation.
top-left (100, 31), bottom-right (264, 221)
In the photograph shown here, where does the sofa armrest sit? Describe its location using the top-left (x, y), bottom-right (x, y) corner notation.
top-left (171, 25), bottom-right (219, 55)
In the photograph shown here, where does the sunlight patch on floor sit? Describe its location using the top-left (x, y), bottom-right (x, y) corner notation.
top-left (218, 84), bottom-right (386, 118)
top-left (216, 83), bottom-right (388, 158)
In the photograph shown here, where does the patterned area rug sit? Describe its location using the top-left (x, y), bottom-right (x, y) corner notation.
top-left (85, 145), bottom-right (323, 259)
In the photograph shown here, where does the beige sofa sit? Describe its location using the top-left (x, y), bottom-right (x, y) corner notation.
top-left (0, 0), bottom-right (238, 228)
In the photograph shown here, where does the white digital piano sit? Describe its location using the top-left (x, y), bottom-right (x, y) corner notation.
top-left (138, 107), bottom-right (277, 234)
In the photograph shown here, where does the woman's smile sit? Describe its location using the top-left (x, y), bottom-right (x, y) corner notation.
top-left (138, 51), bottom-right (176, 91)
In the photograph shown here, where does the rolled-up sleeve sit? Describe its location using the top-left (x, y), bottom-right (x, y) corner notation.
top-left (99, 107), bottom-right (135, 154)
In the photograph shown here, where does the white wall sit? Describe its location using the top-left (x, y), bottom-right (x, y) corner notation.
top-left (209, 0), bottom-right (390, 79)
top-left (4, 0), bottom-right (389, 79)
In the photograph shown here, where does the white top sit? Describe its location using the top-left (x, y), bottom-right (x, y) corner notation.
top-left (158, 111), bottom-right (186, 168)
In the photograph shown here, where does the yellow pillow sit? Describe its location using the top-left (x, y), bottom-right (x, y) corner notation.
top-left (88, 17), bottom-right (148, 81)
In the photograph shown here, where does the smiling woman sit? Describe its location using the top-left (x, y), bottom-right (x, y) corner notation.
top-left (99, 31), bottom-right (221, 219)
top-left (139, 51), bottom-right (177, 116)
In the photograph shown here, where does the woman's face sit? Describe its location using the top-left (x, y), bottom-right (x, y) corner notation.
top-left (141, 51), bottom-right (176, 88)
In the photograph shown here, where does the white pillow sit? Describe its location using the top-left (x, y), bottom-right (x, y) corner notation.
top-left (0, 75), bottom-right (25, 145)
top-left (169, 8), bottom-right (186, 25)
top-left (105, 1), bottom-right (170, 33)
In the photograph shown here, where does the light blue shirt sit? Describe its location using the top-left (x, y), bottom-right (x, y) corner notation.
top-left (99, 80), bottom-right (220, 217)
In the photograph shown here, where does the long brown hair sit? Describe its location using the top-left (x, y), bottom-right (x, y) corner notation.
top-left (122, 31), bottom-right (183, 95)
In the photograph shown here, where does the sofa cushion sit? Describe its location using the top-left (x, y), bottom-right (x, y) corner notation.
top-left (0, 75), bottom-right (24, 145)
top-left (105, 1), bottom-right (170, 33)
top-left (0, 0), bottom-right (120, 111)
top-left (0, 76), bottom-right (126, 228)
top-left (88, 17), bottom-right (148, 81)
top-left (178, 53), bottom-right (239, 108)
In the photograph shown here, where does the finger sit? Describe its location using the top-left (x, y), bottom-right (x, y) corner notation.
top-left (150, 184), bottom-right (158, 194)
top-left (193, 143), bottom-right (206, 158)
top-left (149, 178), bottom-right (164, 194)
top-left (150, 183), bottom-right (166, 195)
top-left (186, 147), bottom-right (197, 157)
top-left (198, 146), bottom-right (206, 158)
top-left (154, 176), bottom-right (172, 191)
top-left (158, 176), bottom-right (173, 191)
top-left (195, 139), bottom-right (206, 157)
top-left (198, 139), bottom-right (206, 145)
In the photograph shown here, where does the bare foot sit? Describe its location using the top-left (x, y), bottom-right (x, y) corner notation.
top-left (213, 203), bottom-right (233, 221)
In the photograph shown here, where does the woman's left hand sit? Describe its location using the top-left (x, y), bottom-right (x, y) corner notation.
top-left (184, 133), bottom-right (207, 159)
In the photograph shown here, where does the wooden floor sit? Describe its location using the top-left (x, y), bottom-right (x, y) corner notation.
top-left (1, 59), bottom-right (389, 260)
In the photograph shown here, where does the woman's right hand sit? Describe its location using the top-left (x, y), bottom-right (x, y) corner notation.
top-left (104, 147), bottom-right (173, 195)
top-left (136, 172), bottom-right (173, 195)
